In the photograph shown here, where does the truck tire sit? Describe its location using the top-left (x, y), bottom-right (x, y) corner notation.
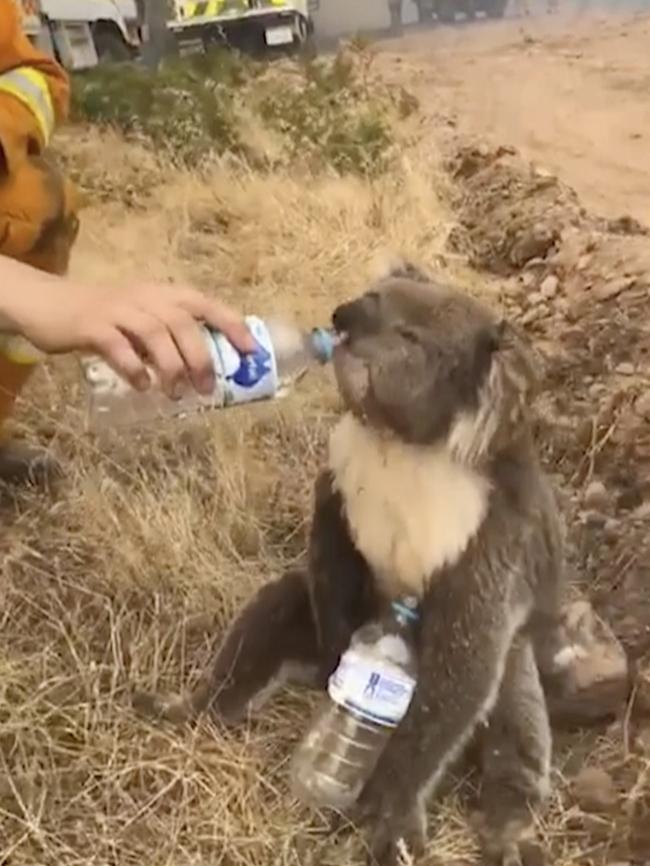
top-left (436, 0), bottom-right (457, 22)
top-left (459, 0), bottom-right (477, 18)
top-left (93, 25), bottom-right (132, 63)
top-left (482, 0), bottom-right (508, 17)
top-left (415, 0), bottom-right (434, 20)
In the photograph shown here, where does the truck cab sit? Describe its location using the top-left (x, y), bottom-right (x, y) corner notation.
top-left (20, 0), bottom-right (143, 69)
top-left (167, 0), bottom-right (318, 57)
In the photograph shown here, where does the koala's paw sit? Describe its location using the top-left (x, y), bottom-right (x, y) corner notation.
top-left (473, 813), bottom-right (546, 866)
top-left (362, 800), bottom-right (426, 866)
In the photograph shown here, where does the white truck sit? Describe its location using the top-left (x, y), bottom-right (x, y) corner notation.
top-left (166, 0), bottom-right (319, 57)
top-left (20, 0), bottom-right (143, 69)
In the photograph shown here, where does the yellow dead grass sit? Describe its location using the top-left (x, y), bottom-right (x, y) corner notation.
top-left (1, 78), bottom-right (617, 866)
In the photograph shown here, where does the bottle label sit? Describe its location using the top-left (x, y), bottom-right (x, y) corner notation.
top-left (205, 315), bottom-right (279, 407)
top-left (327, 648), bottom-right (416, 728)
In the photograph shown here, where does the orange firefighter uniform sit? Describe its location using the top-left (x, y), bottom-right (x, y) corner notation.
top-left (0, 0), bottom-right (79, 482)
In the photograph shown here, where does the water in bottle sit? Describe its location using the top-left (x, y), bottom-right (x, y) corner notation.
top-left (82, 315), bottom-right (338, 431)
top-left (289, 597), bottom-right (419, 812)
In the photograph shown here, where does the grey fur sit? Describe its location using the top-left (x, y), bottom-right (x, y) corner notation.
top-left (134, 264), bottom-right (569, 866)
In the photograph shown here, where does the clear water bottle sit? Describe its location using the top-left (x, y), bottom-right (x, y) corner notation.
top-left (290, 597), bottom-right (419, 812)
top-left (82, 316), bottom-right (337, 431)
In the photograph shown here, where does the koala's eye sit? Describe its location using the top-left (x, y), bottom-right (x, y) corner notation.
top-left (398, 326), bottom-right (421, 345)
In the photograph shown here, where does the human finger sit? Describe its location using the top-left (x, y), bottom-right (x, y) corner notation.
top-left (117, 308), bottom-right (187, 398)
top-left (90, 326), bottom-right (152, 391)
top-left (155, 306), bottom-right (216, 395)
top-left (180, 293), bottom-right (256, 353)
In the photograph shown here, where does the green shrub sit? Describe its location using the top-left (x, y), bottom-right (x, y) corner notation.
top-left (71, 46), bottom-right (409, 175)
top-left (71, 54), bottom-right (248, 165)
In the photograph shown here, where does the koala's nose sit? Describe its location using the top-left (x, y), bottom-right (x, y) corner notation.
top-left (332, 302), bottom-right (355, 333)
top-left (332, 296), bottom-right (379, 335)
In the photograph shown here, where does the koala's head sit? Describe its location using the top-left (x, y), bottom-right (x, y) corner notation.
top-left (331, 264), bottom-right (540, 464)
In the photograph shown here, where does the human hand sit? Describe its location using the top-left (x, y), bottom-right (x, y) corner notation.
top-left (0, 260), bottom-right (256, 398)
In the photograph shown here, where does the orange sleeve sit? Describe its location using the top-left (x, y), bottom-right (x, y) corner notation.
top-left (0, 0), bottom-right (70, 124)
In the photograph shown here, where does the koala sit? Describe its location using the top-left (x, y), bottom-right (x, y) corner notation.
top-left (135, 264), bottom-right (568, 866)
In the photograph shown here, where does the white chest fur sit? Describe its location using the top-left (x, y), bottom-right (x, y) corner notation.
top-left (328, 414), bottom-right (491, 598)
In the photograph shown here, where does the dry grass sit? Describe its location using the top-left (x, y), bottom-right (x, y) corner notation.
top-left (3, 44), bottom-right (646, 866)
top-left (1, 58), bottom-right (478, 864)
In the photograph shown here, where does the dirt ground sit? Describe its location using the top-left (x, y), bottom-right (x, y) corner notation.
top-left (3, 9), bottom-right (650, 866)
top-left (376, 9), bottom-right (650, 224)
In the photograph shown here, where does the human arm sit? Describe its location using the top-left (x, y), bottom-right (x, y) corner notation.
top-left (0, 254), bottom-right (255, 397)
top-left (0, 0), bottom-right (69, 145)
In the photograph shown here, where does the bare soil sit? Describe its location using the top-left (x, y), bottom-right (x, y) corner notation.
top-left (2, 10), bottom-right (650, 866)
top-left (376, 9), bottom-right (650, 225)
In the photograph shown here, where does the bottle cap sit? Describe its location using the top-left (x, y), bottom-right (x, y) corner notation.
top-left (310, 328), bottom-right (337, 364)
top-left (391, 597), bottom-right (419, 622)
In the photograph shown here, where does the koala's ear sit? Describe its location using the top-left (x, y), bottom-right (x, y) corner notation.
top-left (371, 254), bottom-right (431, 285)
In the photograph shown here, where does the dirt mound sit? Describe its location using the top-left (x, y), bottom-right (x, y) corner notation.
top-left (446, 138), bottom-right (650, 864)
top-left (447, 143), bottom-right (586, 274)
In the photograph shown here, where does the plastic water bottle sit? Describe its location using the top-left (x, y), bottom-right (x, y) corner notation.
top-left (289, 597), bottom-right (419, 812)
top-left (82, 316), bottom-right (337, 430)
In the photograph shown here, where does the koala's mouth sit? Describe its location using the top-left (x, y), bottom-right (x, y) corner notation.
top-left (332, 338), bottom-right (373, 420)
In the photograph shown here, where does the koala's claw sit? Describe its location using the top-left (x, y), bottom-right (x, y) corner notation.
top-left (482, 842), bottom-right (522, 866)
top-left (479, 835), bottom-right (546, 866)
top-left (473, 809), bottom-right (546, 866)
top-left (362, 801), bottom-right (426, 866)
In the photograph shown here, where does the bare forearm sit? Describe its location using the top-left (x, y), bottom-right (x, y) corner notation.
top-left (0, 253), bottom-right (254, 397)
top-left (0, 256), bottom-right (61, 334)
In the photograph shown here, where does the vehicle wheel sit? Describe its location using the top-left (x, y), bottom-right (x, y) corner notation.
top-left (292, 16), bottom-right (316, 57)
top-left (436, 0), bottom-right (457, 22)
top-left (482, 0), bottom-right (508, 17)
top-left (298, 31), bottom-right (317, 59)
top-left (415, 0), bottom-right (434, 20)
top-left (461, 0), bottom-right (477, 18)
top-left (93, 27), bottom-right (132, 63)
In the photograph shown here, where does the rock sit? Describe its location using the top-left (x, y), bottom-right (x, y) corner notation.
top-left (616, 362), bottom-right (635, 375)
top-left (523, 256), bottom-right (546, 270)
top-left (528, 291), bottom-right (546, 306)
top-left (555, 297), bottom-right (569, 316)
top-left (594, 276), bottom-right (635, 301)
top-left (584, 480), bottom-right (608, 509)
top-left (502, 279), bottom-right (525, 298)
top-left (512, 226), bottom-right (557, 268)
top-left (572, 767), bottom-right (618, 813)
top-left (540, 274), bottom-right (559, 298)
top-left (544, 600), bottom-right (629, 727)
top-left (634, 392), bottom-right (650, 420)
top-left (606, 215), bottom-right (649, 236)
top-left (521, 308), bottom-right (541, 326)
top-left (588, 382), bottom-right (607, 398)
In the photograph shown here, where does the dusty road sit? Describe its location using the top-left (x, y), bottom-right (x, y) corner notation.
top-left (375, 10), bottom-right (650, 224)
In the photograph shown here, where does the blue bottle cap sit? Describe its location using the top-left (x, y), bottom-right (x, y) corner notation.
top-left (310, 328), bottom-right (336, 364)
top-left (391, 597), bottom-right (419, 622)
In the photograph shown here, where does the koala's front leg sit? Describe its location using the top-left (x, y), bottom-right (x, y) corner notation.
top-left (358, 554), bottom-right (529, 866)
top-left (308, 471), bottom-right (378, 684)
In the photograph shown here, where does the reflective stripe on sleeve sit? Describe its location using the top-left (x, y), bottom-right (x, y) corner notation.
top-left (0, 67), bottom-right (55, 145)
